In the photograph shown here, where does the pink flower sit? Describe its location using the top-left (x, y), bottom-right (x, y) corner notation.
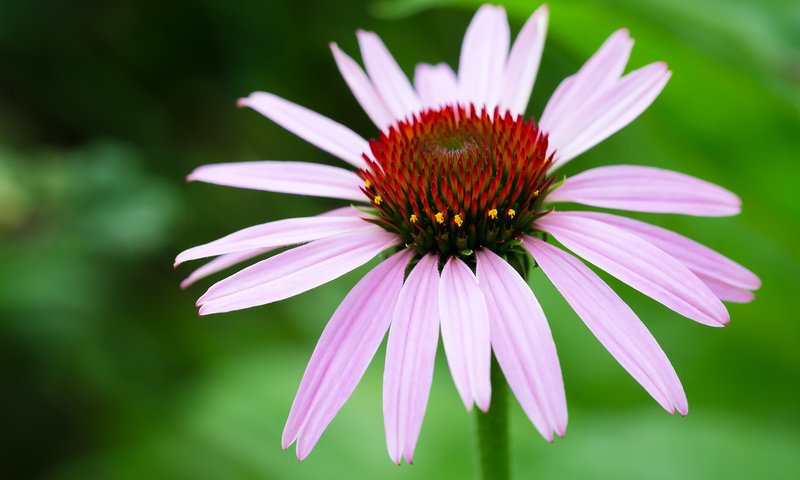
top-left (177, 4), bottom-right (760, 463)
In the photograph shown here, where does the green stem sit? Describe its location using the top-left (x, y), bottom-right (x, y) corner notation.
top-left (474, 253), bottom-right (531, 480)
top-left (474, 356), bottom-right (510, 480)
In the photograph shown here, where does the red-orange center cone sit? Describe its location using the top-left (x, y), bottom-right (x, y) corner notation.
top-left (361, 105), bottom-right (554, 258)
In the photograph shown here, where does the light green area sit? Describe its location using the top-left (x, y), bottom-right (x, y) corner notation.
top-left (0, 0), bottom-right (797, 478)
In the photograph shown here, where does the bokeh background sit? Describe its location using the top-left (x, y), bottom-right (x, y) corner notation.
top-left (1, 0), bottom-right (798, 478)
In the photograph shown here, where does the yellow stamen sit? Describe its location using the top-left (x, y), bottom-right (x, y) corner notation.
top-left (364, 179), bottom-right (372, 188)
top-left (435, 211), bottom-right (445, 224)
top-left (488, 208), bottom-right (498, 220)
top-left (454, 214), bottom-right (463, 227)
top-left (533, 189), bottom-right (540, 197)
top-left (373, 195), bottom-right (382, 205)
top-left (409, 214), bottom-right (418, 224)
top-left (507, 208), bottom-right (516, 219)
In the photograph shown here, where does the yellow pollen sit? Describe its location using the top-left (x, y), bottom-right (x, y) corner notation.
top-left (364, 179), bottom-right (372, 188)
top-left (373, 195), bottom-right (382, 205)
top-left (409, 214), bottom-right (418, 223)
top-left (435, 211), bottom-right (445, 224)
top-left (488, 208), bottom-right (498, 219)
top-left (507, 208), bottom-right (516, 218)
top-left (534, 189), bottom-right (540, 197)
top-left (454, 214), bottom-right (463, 227)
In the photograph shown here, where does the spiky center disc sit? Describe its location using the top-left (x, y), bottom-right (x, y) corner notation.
top-left (361, 105), bottom-right (553, 258)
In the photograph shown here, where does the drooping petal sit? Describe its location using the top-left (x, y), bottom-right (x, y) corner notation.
top-left (175, 216), bottom-right (378, 266)
top-left (197, 231), bottom-right (400, 315)
top-left (696, 274), bottom-right (756, 304)
top-left (458, 4), bottom-right (510, 109)
top-left (548, 63), bottom-right (671, 166)
top-left (499, 4), bottom-right (548, 115)
top-left (356, 30), bottom-right (422, 121)
top-left (187, 161), bottom-right (365, 201)
top-left (540, 29), bottom-right (633, 133)
top-left (181, 248), bottom-right (273, 290)
top-left (414, 63), bottom-right (459, 109)
top-left (438, 256), bottom-right (491, 412)
top-left (238, 92), bottom-right (369, 169)
top-left (524, 237), bottom-right (688, 415)
top-left (567, 211), bottom-right (760, 291)
top-left (476, 249), bottom-right (567, 440)
top-left (284, 249), bottom-right (413, 460)
top-left (535, 212), bottom-right (729, 326)
top-left (546, 165), bottom-right (741, 216)
top-left (330, 42), bottom-right (394, 131)
top-left (384, 253), bottom-right (440, 464)
top-left (180, 207), bottom-right (364, 289)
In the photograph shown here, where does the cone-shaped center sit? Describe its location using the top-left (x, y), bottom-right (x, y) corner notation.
top-left (361, 105), bottom-right (553, 258)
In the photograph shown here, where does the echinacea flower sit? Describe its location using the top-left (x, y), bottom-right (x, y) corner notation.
top-left (177, 3), bottom-right (760, 464)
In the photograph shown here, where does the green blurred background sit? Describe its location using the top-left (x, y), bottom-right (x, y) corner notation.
top-left (1, 0), bottom-right (798, 478)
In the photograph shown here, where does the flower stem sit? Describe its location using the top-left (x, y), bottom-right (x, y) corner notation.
top-left (474, 356), bottom-right (510, 480)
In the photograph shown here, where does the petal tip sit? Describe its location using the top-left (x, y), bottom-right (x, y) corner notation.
top-left (612, 27), bottom-right (631, 40)
top-left (281, 430), bottom-right (295, 450)
top-left (716, 309), bottom-right (731, 327)
top-left (295, 437), bottom-right (317, 461)
top-left (185, 172), bottom-right (196, 183)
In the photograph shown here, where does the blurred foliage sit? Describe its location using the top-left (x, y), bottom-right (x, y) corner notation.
top-left (0, 0), bottom-right (798, 479)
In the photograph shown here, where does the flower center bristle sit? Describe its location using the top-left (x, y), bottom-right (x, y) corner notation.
top-left (361, 104), bottom-right (553, 258)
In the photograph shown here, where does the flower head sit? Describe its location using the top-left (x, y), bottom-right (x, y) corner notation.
top-left (362, 104), bottom-right (553, 258)
top-left (177, 3), bottom-right (760, 464)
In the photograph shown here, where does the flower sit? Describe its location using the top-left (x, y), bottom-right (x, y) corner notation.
top-left (177, 3), bottom-right (760, 463)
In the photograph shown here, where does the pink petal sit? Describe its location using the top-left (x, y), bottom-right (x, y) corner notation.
top-left (546, 165), bottom-right (741, 216)
top-left (525, 237), bottom-right (688, 415)
top-left (696, 274), bottom-right (756, 304)
top-left (548, 63), bottom-right (671, 166)
top-left (284, 249), bottom-right (413, 460)
top-left (476, 249), bottom-right (567, 441)
top-left (175, 216), bottom-right (378, 266)
top-left (180, 207), bottom-right (364, 289)
top-left (197, 231), bottom-right (400, 315)
top-left (535, 212), bottom-right (729, 326)
top-left (315, 206), bottom-right (368, 217)
top-left (238, 92), bottom-right (369, 169)
top-left (458, 4), bottom-right (510, 109)
top-left (180, 248), bottom-right (273, 289)
top-left (540, 29), bottom-right (633, 135)
top-left (414, 63), bottom-right (459, 109)
top-left (356, 30), bottom-right (422, 121)
top-left (567, 211), bottom-right (760, 291)
top-left (330, 42), bottom-right (394, 132)
top-left (499, 4), bottom-right (548, 115)
top-left (187, 161), bottom-right (365, 201)
top-left (438, 256), bottom-right (491, 412)
top-left (384, 253), bottom-right (440, 464)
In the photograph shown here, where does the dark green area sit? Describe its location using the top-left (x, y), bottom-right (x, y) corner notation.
top-left (0, 0), bottom-right (798, 478)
